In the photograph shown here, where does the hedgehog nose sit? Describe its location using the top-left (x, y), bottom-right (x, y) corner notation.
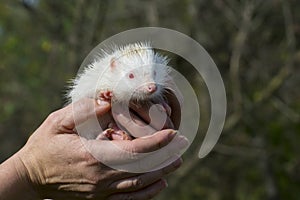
top-left (147, 83), bottom-right (157, 93)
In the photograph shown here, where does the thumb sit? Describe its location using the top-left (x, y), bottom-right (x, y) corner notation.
top-left (85, 129), bottom-right (178, 165)
top-left (46, 98), bottom-right (111, 133)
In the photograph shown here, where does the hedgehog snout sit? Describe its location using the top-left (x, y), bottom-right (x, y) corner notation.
top-left (146, 83), bottom-right (157, 94)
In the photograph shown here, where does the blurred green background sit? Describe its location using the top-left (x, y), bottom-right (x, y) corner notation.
top-left (0, 0), bottom-right (299, 199)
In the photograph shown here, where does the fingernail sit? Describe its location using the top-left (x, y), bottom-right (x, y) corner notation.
top-left (97, 99), bottom-right (110, 106)
top-left (168, 130), bottom-right (177, 141)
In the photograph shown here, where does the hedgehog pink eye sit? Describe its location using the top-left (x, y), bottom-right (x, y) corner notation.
top-left (129, 73), bottom-right (134, 79)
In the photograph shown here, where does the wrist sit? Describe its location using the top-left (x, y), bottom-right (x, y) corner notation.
top-left (0, 148), bottom-right (41, 200)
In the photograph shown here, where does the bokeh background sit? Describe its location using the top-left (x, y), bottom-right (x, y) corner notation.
top-left (0, 0), bottom-right (299, 199)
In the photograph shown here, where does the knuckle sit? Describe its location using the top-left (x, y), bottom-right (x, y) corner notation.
top-left (132, 177), bottom-right (144, 188)
top-left (87, 172), bottom-right (102, 185)
top-left (91, 176), bottom-right (102, 185)
top-left (46, 110), bottom-right (64, 131)
top-left (112, 176), bottom-right (145, 192)
top-left (47, 111), bottom-right (61, 125)
top-left (85, 185), bottom-right (97, 193)
top-left (82, 149), bottom-right (93, 160)
top-left (121, 142), bottom-right (138, 158)
top-left (82, 151), bottom-right (99, 166)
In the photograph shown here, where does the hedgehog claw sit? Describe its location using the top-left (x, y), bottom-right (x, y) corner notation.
top-left (99, 90), bottom-right (113, 101)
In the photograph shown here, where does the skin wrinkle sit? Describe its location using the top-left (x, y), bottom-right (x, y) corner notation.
top-left (0, 97), bottom-right (187, 199)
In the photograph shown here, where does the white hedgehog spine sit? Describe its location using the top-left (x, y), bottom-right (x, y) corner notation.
top-left (67, 42), bottom-right (172, 104)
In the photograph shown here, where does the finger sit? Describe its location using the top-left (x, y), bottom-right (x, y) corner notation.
top-left (130, 101), bottom-right (174, 129)
top-left (160, 157), bottom-right (183, 174)
top-left (162, 101), bottom-right (172, 116)
top-left (111, 135), bottom-right (188, 172)
top-left (120, 129), bottom-right (178, 153)
top-left (150, 154), bottom-right (182, 173)
top-left (131, 110), bottom-right (174, 131)
top-left (48, 98), bottom-right (111, 132)
top-left (164, 89), bottom-right (182, 129)
top-left (147, 104), bottom-right (174, 130)
top-left (129, 101), bottom-right (153, 123)
top-left (107, 179), bottom-right (167, 200)
top-left (108, 158), bottom-right (182, 193)
top-left (114, 111), bottom-right (173, 138)
top-left (84, 129), bottom-right (177, 165)
top-left (40, 188), bottom-right (95, 200)
top-left (115, 111), bottom-right (156, 137)
top-left (70, 98), bottom-right (111, 128)
top-left (142, 135), bottom-right (187, 171)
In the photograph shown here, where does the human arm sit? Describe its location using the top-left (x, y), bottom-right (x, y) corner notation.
top-left (0, 98), bottom-right (187, 200)
top-left (0, 150), bottom-right (40, 200)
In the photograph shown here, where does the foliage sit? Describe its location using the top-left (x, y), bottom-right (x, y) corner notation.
top-left (0, 0), bottom-right (299, 199)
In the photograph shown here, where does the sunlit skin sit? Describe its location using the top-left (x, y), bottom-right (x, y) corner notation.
top-left (0, 96), bottom-right (187, 200)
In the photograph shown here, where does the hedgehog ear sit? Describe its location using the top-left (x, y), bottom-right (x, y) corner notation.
top-left (110, 57), bottom-right (119, 70)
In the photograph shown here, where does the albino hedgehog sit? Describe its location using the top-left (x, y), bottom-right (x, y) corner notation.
top-left (67, 42), bottom-right (173, 140)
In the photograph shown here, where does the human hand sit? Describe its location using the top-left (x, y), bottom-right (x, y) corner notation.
top-left (98, 89), bottom-right (182, 140)
top-left (11, 98), bottom-right (187, 199)
top-left (112, 89), bottom-right (182, 138)
top-left (102, 89), bottom-right (187, 172)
